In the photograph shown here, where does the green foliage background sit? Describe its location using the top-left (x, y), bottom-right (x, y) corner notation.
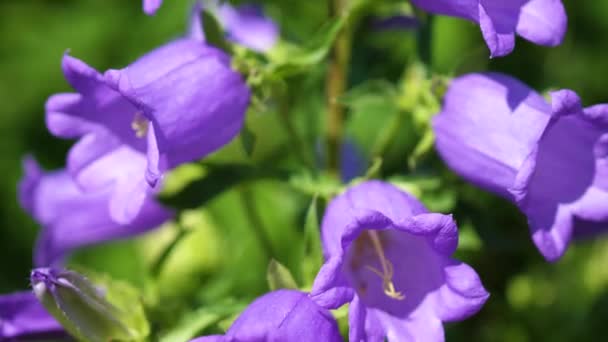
top-left (1, 0), bottom-right (607, 341)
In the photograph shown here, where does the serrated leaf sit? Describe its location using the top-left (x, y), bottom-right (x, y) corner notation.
top-left (266, 259), bottom-right (298, 291)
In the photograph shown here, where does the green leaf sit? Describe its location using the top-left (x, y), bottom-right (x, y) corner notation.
top-left (268, 16), bottom-right (346, 77)
top-left (301, 197), bottom-right (324, 287)
top-left (267, 259), bottom-right (298, 291)
top-left (201, 10), bottom-right (230, 53)
top-left (363, 157), bottom-right (383, 179)
top-left (159, 163), bottom-right (290, 210)
top-left (340, 79), bottom-right (398, 108)
top-left (288, 170), bottom-right (343, 199)
top-left (240, 123), bottom-right (257, 157)
top-left (408, 127), bottom-right (434, 169)
top-left (159, 301), bottom-right (245, 342)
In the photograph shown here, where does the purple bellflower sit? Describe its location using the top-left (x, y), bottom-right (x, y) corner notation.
top-left (311, 181), bottom-right (489, 341)
top-left (18, 157), bottom-right (171, 267)
top-left (46, 36), bottom-right (250, 222)
top-left (433, 73), bottom-right (608, 261)
top-left (143, 0), bottom-right (162, 15)
top-left (410, 0), bottom-right (567, 57)
top-left (190, 289), bottom-right (342, 342)
top-left (0, 291), bottom-right (64, 341)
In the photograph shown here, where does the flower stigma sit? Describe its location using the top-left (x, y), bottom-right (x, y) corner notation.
top-left (131, 111), bottom-right (149, 138)
top-left (363, 230), bottom-right (405, 300)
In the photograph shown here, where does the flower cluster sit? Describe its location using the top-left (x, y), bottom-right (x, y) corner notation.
top-left (2, 1), bottom-right (606, 342)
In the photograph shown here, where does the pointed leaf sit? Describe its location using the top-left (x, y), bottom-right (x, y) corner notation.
top-left (202, 10), bottom-right (231, 53)
top-left (266, 259), bottom-right (298, 291)
top-left (301, 197), bottom-right (324, 286)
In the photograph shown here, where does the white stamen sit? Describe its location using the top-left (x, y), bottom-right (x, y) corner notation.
top-left (364, 230), bottom-right (405, 300)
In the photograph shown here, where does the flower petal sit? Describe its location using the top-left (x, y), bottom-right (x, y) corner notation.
top-left (433, 73), bottom-right (551, 199)
top-left (348, 296), bottom-right (385, 342)
top-left (478, 3), bottom-right (516, 57)
top-left (61, 54), bottom-right (105, 96)
top-left (217, 4), bottom-right (279, 52)
top-left (529, 205), bottom-right (573, 261)
top-left (45, 93), bottom-right (94, 138)
top-left (143, 0), bottom-right (162, 15)
top-left (435, 262), bottom-right (490, 322)
top-left (516, 0), bottom-right (567, 47)
top-left (0, 291), bottom-right (64, 340)
top-left (222, 290), bottom-right (342, 342)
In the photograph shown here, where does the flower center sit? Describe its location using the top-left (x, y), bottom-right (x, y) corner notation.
top-left (362, 230), bottom-right (405, 300)
top-left (131, 111), bottom-right (149, 138)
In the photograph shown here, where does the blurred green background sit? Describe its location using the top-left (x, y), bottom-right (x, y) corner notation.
top-left (1, 0), bottom-right (608, 341)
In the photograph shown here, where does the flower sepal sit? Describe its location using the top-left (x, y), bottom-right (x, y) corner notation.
top-left (31, 268), bottom-right (150, 342)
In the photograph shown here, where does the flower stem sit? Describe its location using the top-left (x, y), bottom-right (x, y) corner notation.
top-left (239, 185), bottom-right (275, 259)
top-left (278, 97), bottom-right (315, 169)
top-left (151, 224), bottom-right (190, 278)
top-left (326, 0), bottom-right (352, 177)
top-left (371, 111), bottom-right (405, 159)
top-left (416, 12), bottom-right (434, 68)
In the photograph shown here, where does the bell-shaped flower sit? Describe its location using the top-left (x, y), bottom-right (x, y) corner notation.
top-left (190, 289), bottom-right (342, 342)
top-left (18, 157), bottom-right (171, 267)
top-left (410, 0), bottom-right (567, 57)
top-left (0, 291), bottom-right (64, 341)
top-left (433, 73), bottom-right (608, 261)
top-left (311, 181), bottom-right (489, 341)
top-left (46, 37), bottom-right (250, 222)
top-left (143, 0), bottom-right (162, 15)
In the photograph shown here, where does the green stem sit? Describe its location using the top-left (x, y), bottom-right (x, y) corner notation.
top-left (151, 224), bottom-right (190, 278)
top-left (415, 12), bottom-right (434, 68)
top-left (239, 185), bottom-right (275, 259)
top-left (326, 0), bottom-right (352, 178)
top-left (277, 96), bottom-right (315, 169)
top-left (371, 111), bottom-right (406, 159)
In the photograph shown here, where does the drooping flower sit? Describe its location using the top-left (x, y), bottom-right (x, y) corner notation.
top-left (18, 156), bottom-right (171, 267)
top-left (433, 73), bottom-right (608, 261)
top-left (46, 37), bottom-right (250, 221)
top-left (190, 289), bottom-right (342, 342)
top-left (311, 181), bottom-right (489, 341)
top-left (410, 0), bottom-right (567, 57)
top-left (0, 291), bottom-right (64, 341)
top-left (143, 0), bottom-right (162, 15)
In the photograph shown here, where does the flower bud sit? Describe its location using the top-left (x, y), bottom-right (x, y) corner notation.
top-left (31, 268), bottom-right (148, 342)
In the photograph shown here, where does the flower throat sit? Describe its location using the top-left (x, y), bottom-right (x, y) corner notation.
top-left (364, 230), bottom-right (405, 300)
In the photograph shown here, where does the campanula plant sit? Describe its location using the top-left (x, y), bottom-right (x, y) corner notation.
top-left (1, 1), bottom-right (607, 342)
